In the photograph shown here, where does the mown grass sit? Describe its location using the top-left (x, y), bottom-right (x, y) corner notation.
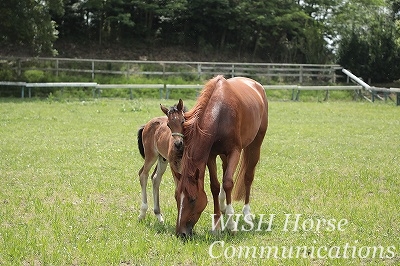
top-left (0, 98), bottom-right (399, 265)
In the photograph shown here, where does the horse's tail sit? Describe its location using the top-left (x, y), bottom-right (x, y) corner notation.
top-left (232, 152), bottom-right (247, 201)
top-left (137, 126), bottom-right (145, 159)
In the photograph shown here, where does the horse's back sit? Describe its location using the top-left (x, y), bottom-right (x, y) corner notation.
top-left (143, 116), bottom-right (167, 138)
top-left (226, 77), bottom-right (267, 108)
top-left (226, 77), bottom-right (268, 137)
top-left (206, 76), bottom-right (268, 150)
top-left (142, 116), bottom-right (170, 159)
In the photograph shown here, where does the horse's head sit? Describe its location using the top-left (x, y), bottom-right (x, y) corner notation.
top-left (160, 99), bottom-right (185, 153)
top-left (175, 168), bottom-right (208, 238)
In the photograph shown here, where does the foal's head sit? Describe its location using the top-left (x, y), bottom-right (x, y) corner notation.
top-left (160, 99), bottom-right (185, 153)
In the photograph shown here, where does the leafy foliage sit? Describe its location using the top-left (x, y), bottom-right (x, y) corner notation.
top-left (1, 0), bottom-right (400, 82)
top-left (336, 0), bottom-right (400, 82)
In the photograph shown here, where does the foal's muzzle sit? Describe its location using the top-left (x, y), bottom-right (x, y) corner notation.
top-left (174, 139), bottom-right (183, 150)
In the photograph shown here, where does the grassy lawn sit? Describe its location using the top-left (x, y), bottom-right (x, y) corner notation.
top-left (0, 98), bottom-right (399, 265)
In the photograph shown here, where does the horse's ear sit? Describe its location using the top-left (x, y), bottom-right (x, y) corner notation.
top-left (160, 104), bottom-right (169, 115)
top-left (177, 99), bottom-right (184, 112)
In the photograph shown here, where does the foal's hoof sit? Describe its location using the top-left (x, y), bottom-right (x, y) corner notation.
top-left (156, 214), bottom-right (164, 223)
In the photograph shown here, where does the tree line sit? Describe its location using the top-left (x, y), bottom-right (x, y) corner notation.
top-left (1, 0), bottom-right (400, 83)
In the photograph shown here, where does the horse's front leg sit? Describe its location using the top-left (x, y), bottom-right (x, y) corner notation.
top-left (152, 156), bottom-right (168, 223)
top-left (207, 155), bottom-right (221, 232)
top-left (223, 150), bottom-right (241, 232)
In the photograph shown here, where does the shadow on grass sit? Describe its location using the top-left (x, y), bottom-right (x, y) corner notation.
top-left (137, 213), bottom-right (276, 244)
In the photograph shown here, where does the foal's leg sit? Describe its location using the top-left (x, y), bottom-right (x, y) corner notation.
top-left (223, 150), bottom-right (241, 232)
top-left (152, 156), bottom-right (168, 223)
top-left (207, 155), bottom-right (221, 231)
top-left (138, 155), bottom-right (157, 221)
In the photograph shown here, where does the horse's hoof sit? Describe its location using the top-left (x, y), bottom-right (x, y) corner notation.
top-left (209, 229), bottom-right (221, 236)
top-left (156, 214), bottom-right (164, 223)
top-left (244, 214), bottom-right (253, 224)
top-left (229, 230), bottom-right (237, 236)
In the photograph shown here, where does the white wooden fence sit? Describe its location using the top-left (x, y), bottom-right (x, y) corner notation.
top-left (1, 81), bottom-right (399, 104)
top-left (0, 81), bottom-right (363, 100)
top-left (1, 59), bottom-right (399, 104)
top-left (341, 69), bottom-right (400, 105)
top-left (1, 57), bottom-right (340, 83)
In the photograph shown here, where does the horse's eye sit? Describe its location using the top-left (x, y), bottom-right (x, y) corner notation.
top-left (188, 197), bottom-right (196, 204)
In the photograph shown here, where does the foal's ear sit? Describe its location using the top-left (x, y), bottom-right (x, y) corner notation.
top-left (160, 104), bottom-right (169, 115)
top-left (177, 99), bottom-right (184, 112)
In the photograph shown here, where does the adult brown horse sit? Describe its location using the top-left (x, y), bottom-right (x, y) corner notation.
top-left (175, 75), bottom-right (268, 237)
top-left (137, 99), bottom-right (185, 223)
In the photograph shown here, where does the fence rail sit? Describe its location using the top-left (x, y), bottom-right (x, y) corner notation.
top-left (341, 68), bottom-right (400, 105)
top-left (0, 81), bottom-right (365, 100)
top-left (2, 81), bottom-right (399, 104)
top-left (0, 57), bottom-right (341, 83)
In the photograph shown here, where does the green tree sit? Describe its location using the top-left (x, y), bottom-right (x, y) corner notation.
top-left (0, 0), bottom-right (63, 55)
top-left (336, 0), bottom-right (400, 82)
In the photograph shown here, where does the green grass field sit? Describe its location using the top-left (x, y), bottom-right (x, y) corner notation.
top-left (0, 98), bottom-right (399, 265)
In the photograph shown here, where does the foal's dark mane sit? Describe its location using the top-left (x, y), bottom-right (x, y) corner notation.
top-left (168, 104), bottom-right (187, 114)
top-left (182, 75), bottom-right (225, 180)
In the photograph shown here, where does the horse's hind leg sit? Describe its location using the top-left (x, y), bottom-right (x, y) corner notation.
top-left (218, 154), bottom-right (228, 214)
top-left (241, 133), bottom-right (265, 221)
top-left (152, 156), bottom-right (168, 223)
top-left (138, 156), bottom-right (157, 221)
top-left (138, 166), bottom-right (149, 220)
top-left (222, 149), bottom-right (242, 232)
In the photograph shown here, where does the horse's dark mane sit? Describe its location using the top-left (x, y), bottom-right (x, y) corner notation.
top-left (182, 75), bottom-right (225, 179)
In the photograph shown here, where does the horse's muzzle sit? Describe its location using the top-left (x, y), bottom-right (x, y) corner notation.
top-left (176, 224), bottom-right (193, 239)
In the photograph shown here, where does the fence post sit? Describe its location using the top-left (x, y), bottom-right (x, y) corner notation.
top-left (197, 64), bottom-right (202, 79)
top-left (91, 61), bottom-right (95, 80)
top-left (56, 59), bottom-right (59, 77)
top-left (17, 59), bottom-right (21, 77)
top-left (299, 65), bottom-right (303, 84)
top-left (324, 90), bottom-right (329, 101)
top-left (331, 66), bottom-right (336, 83)
top-left (161, 84), bottom-right (166, 99)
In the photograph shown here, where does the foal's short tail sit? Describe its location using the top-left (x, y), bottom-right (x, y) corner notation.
top-left (232, 153), bottom-right (248, 201)
top-left (137, 126), bottom-right (145, 159)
